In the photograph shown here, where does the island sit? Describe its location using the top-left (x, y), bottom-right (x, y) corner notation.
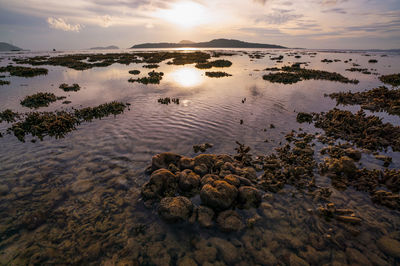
top-left (0, 42), bottom-right (23, 51)
top-left (90, 45), bottom-right (119, 50)
top-left (131, 39), bottom-right (286, 49)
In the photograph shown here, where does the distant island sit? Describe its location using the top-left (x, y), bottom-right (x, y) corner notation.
top-left (90, 45), bottom-right (119, 50)
top-left (0, 42), bottom-right (22, 51)
top-left (131, 39), bottom-right (286, 49)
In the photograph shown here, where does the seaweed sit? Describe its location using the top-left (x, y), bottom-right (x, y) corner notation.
top-left (20, 92), bottom-right (65, 109)
top-left (143, 64), bottom-right (159, 69)
top-left (7, 101), bottom-right (127, 142)
top-left (195, 60), bottom-right (232, 69)
top-left (129, 70), bottom-right (141, 75)
top-left (74, 101), bottom-right (127, 122)
top-left (263, 72), bottom-right (301, 84)
top-left (313, 109), bottom-right (400, 151)
top-left (8, 111), bottom-right (78, 141)
top-left (328, 86), bottom-right (400, 116)
top-left (0, 109), bottom-right (20, 123)
top-left (0, 65), bottom-right (48, 77)
top-left (12, 51), bottom-right (211, 71)
top-left (205, 71), bottom-right (232, 78)
top-left (128, 71), bottom-right (164, 85)
top-left (0, 80), bottom-right (10, 85)
top-left (263, 64), bottom-right (359, 84)
top-left (59, 83), bottom-right (80, 92)
top-left (379, 73), bottom-right (400, 86)
top-left (158, 98), bottom-right (179, 105)
top-left (296, 112), bottom-right (313, 123)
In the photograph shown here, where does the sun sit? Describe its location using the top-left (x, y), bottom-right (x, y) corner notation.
top-left (157, 2), bottom-right (209, 28)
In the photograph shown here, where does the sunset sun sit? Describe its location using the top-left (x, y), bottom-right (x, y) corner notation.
top-left (157, 2), bottom-right (209, 28)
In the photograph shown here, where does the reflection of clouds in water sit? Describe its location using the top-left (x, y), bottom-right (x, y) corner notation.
top-left (248, 85), bottom-right (263, 97)
top-left (62, 67), bottom-right (128, 81)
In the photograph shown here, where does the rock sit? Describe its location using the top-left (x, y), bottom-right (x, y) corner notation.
top-left (152, 152), bottom-right (182, 170)
top-left (250, 247), bottom-right (277, 266)
top-left (289, 253), bottom-right (310, 266)
top-left (217, 154), bottom-right (234, 163)
top-left (325, 156), bottom-right (357, 176)
top-left (194, 154), bottom-right (217, 168)
top-left (209, 237), bottom-right (239, 264)
top-left (22, 210), bottom-right (47, 230)
top-left (0, 184), bottom-right (9, 195)
top-left (217, 210), bottom-right (244, 232)
top-left (344, 148), bottom-right (362, 161)
top-left (71, 179), bottom-right (93, 194)
top-left (238, 176), bottom-right (253, 186)
top-left (377, 236), bottom-right (400, 258)
top-left (346, 247), bottom-right (372, 266)
top-left (194, 164), bottom-right (208, 176)
top-left (179, 156), bottom-right (194, 170)
top-left (197, 206), bottom-right (214, 228)
top-left (238, 186), bottom-right (262, 209)
top-left (146, 241), bottom-right (171, 265)
top-left (223, 174), bottom-right (241, 187)
top-left (158, 196), bottom-right (193, 222)
top-left (194, 240), bottom-right (217, 264)
top-left (141, 169), bottom-right (178, 199)
top-left (239, 167), bottom-right (257, 181)
top-left (177, 255), bottom-right (198, 266)
top-left (200, 180), bottom-right (238, 210)
top-left (179, 169), bottom-right (200, 192)
top-left (201, 174), bottom-right (220, 187)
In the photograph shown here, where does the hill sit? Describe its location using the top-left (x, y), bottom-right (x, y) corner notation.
top-left (131, 39), bottom-right (286, 49)
top-left (0, 42), bottom-right (22, 51)
top-left (90, 45), bottom-right (119, 50)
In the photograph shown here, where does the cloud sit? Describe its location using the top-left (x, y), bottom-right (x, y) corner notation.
top-left (256, 9), bottom-right (302, 25)
top-left (322, 8), bottom-right (347, 14)
top-left (99, 15), bottom-right (112, 27)
top-left (317, 0), bottom-right (348, 5)
top-left (47, 17), bottom-right (81, 32)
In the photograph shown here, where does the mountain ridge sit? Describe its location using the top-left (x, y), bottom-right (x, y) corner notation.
top-left (131, 38), bottom-right (286, 49)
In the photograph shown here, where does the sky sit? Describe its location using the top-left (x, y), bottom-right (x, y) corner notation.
top-left (0, 0), bottom-right (399, 50)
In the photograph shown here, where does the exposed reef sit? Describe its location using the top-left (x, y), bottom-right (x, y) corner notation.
top-left (59, 83), bottom-right (80, 92)
top-left (379, 73), bottom-right (400, 86)
top-left (205, 71), bottom-right (232, 78)
top-left (195, 60), bottom-right (232, 69)
top-left (20, 92), bottom-right (66, 109)
top-left (263, 64), bottom-right (359, 84)
top-left (129, 71), bottom-right (164, 85)
top-left (12, 52), bottom-right (212, 71)
top-left (0, 65), bottom-right (48, 77)
top-left (328, 86), bottom-right (400, 116)
top-left (157, 97), bottom-right (179, 105)
top-left (3, 101), bottom-right (127, 142)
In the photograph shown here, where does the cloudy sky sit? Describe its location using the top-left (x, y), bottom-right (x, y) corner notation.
top-left (0, 0), bottom-right (399, 50)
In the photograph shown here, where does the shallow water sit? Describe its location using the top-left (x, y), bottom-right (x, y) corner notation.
top-left (0, 49), bottom-right (399, 265)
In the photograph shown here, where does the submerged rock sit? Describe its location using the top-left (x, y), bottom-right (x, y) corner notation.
top-left (200, 180), bottom-right (238, 210)
top-left (197, 206), bottom-right (214, 228)
top-left (238, 186), bottom-right (262, 209)
top-left (377, 236), bottom-right (400, 258)
top-left (217, 210), bottom-right (244, 232)
top-left (152, 152), bottom-right (182, 171)
top-left (158, 196), bottom-right (193, 222)
top-left (179, 169), bottom-right (200, 192)
top-left (141, 169), bottom-right (178, 199)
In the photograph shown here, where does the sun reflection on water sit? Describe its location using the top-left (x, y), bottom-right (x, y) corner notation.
top-left (168, 67), bottom-right (204, 87)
